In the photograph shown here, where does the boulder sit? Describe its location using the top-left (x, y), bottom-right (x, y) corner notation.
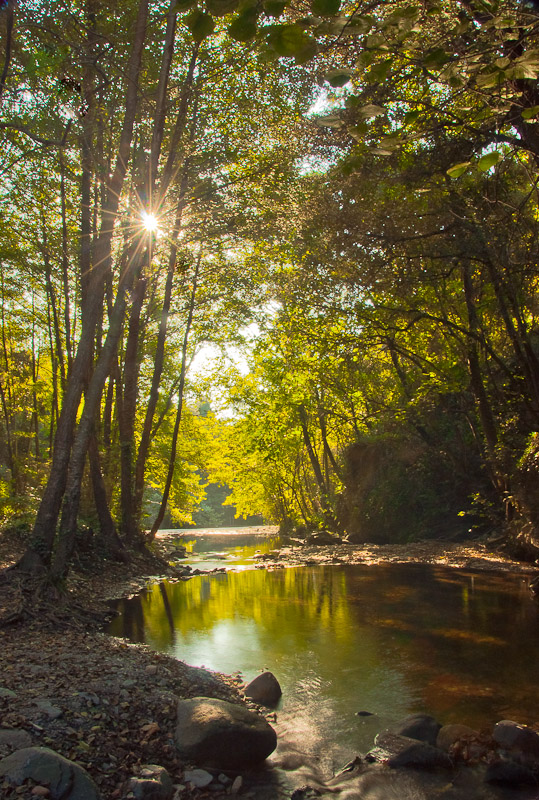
top-left (368, 732), bottom-right (452, 769)
top-left (175, 697), bottom-right (277, 769)
top-left (0, 747), bottom-right (101, 800)
top-left (493, 720), bottom-right (539, 758)
top-left (389, 714), bottom-right (441, 746)
top-left (244, 672), bottom-right (282, 707)
top-left (129, 765), bottom-right (173, 799)
top-left (436, 724), bottom-right (479, 752)
top-left (485, 758), bottom-right (537, 786)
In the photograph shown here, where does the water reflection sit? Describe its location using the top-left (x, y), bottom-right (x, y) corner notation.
top-left (108, 555), bottom-right (539, 763)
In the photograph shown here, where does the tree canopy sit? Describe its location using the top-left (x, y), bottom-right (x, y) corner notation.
top-left (2, 0), bottom-right (539, 581)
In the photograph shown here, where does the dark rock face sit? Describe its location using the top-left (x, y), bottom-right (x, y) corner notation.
top-left (493, 720), bottom-right (539, 757)
top-left (175, 697), bottom-right (277, 769)
top-left (485, 758), bottom-right (537, 785)
top-left (368, 731), bottom-right (452, 769)
top-left (389, 714), bottom-right (442, 746)
top-left (0, 746), bottom-right (101, 799)
top-left (244, 671), bottom-right (282, 707)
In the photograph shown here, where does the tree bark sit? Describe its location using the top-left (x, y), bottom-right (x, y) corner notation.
top-left (19, 0), bottom-right (149, 573)
top-left (148, 254), bottom-right (200, 539)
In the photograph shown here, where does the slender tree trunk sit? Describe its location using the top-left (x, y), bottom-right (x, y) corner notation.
top-left (50, 237), bottom-right (146, 581)
top-left (298, 404), bottom-right (337, 530)
top-left (133, 197), bottom-right (186, 518)
top-left (60, 154), bottom-right (73, 374)
top-left (118, 271), bottom-right (147, 544)
top-left (148, 255), bottom-right (200, 540)
top-left (88, 431), bottom-right (128, 561)
top-left (19, 0), bottom-right (149, 573)
top-left (0, 0), bottom-right (14, 105)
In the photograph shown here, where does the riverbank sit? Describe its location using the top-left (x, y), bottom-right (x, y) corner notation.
top-left (1, 528), bottom-right (538, 799)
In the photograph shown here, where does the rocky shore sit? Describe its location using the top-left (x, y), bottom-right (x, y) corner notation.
top-left (1, 528), bottom-right (539, 799)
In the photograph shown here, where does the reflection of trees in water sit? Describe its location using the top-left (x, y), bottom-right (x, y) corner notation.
top-left (109, 563), bottom-right (539, 730)
top-left (120, 594), bottom-right (146, 643)
top-left (159, 583), bottom-right (176, 644)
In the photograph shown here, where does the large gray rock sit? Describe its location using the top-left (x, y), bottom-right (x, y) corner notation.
top-left (368, 731), bottom-right (452, 769)
top-left (175, 696), bottom-right (277, 769)
top-left (244, 671), bottom-right (282, 707)
top-left (0, 746), bottom-right (101, 799)
top-left (389, 714), bottom-right (442, 746)
top-left (493, 720), bottom-right (539, 758)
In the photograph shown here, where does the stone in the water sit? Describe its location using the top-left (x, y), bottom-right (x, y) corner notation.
top-left (493, 720), bottom-right (539, 757)
top-left (0, 746), bottom-right (101, 800)
top-left (0, 687), bottom-right (17, 699)
top-left (485, 758), bottom-right (537, 785)
top-left (436, 724), bottom-right (479, 752)
top-left (244, 671), bottom-right (282, 707)
top-left (175, 697), bottom-right (277, 769)
top-left (388, 714), bottom-right (441, 746)
top-left (368, 732), bottom-right (452, 769)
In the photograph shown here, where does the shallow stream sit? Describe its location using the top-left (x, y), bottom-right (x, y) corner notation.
top-left (107, 528), bottom-right (539, 775)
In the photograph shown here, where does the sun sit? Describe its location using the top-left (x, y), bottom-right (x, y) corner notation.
top-left (141, 211), bottom-right (158, 232)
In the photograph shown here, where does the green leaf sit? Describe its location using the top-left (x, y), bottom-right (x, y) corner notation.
top-left (423, 48), bottom-right (450, 69)
top-left (357, 103), bottom-right (386, 119)
top-left (403, 109), bottom-right (420, 125)
top-left (311, 0), bottom-right (340, 16)
top-left (347, 123), bottom-right (368, 140)
top-left (313, 114), bottom-right (343, 128)
top-left (263, 0), bottom-right (288, 16)
top-left (175, 0), bottom-right (197, 11)
top-left (477, 151), bottom-right (502, 171)
top-left (326, 68), bottom-right (353, 87)
top-left (522, 105), bottom-right (539, 120)
top-left (228, 8), bottom-right (258, 40)
top-left (185, 9), bottom-right (215, 39)
top-left (267, 24), bottom-right (316, 58)
top-left (207, 0), bottom-right (240, 16)
top-left (446, 162), bottom-right (470, 178)
top-left (366, 58), bottom-right (392, 82)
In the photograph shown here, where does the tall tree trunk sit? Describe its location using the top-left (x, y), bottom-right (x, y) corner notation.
top-left (297, 404), bottom-right (337, 530)
top-left (118, 271), bottom-right (147, 545)
top-left (88, 431), bottom-right (127, 561)
top-left (19, 0), bottom-right (149, 573)
top-left (50, 237), bottom-right (146, 581)
top-left (148, 255), bottom-right (200, 540)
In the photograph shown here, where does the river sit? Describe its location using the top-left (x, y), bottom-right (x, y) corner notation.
top-left (107, 527), bottom-right (539, 775)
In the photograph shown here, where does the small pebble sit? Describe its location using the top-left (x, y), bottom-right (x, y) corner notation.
top-left (231, 775), bottom-right (243, 794)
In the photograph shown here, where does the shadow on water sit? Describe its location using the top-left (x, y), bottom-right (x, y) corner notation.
top-left (108, 532), bottom-right (539, 786)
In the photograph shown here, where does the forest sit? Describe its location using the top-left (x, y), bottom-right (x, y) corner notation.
top-left (2, 0), bottom-right (539, 582)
